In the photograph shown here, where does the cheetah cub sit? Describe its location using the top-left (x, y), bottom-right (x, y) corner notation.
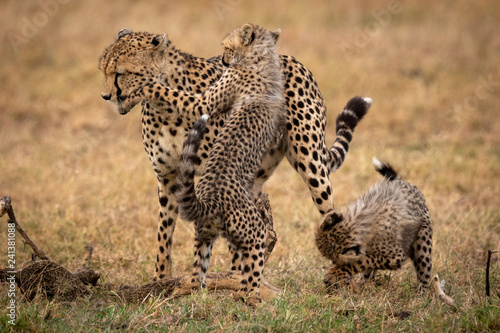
top-left (175, 24), bottom-right (285, 306)
top-left (315, 157), bottom-right (433, 291)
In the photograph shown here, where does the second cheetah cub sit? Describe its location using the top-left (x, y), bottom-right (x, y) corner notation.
top-left (315, 157), bottom-right (433, 292)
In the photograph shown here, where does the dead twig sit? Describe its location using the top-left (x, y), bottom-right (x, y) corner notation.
top-left (84, 243), bottom-right (94, 268)
top-left (1, 195), bottom-right (50, 261)
top-left (1, 195), bottom-right (100, 301)
top-left (486, 249), bottom-right (499, 297)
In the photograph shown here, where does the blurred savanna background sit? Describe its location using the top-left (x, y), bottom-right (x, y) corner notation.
top-left (0, 0), bottom-right (499, 331)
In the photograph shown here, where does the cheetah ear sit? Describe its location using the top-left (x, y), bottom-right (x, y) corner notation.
top-left (270, 29), bottom-right (281, 42)
top-left (116, 28), bottom-right (133, 41)
top-left (240, 24), bottom-right (255, 46)
top-left (152, 34), bottom-right (169, 51)
top-left (322, 212), bottom-right (343, 231)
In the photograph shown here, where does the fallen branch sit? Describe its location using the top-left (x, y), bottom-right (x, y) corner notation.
top-left (114, 271), bottom-right (280, 303)
top-left (1, 195), bottom-right (100, 301)
top-left (1, 195), bottom-right (49, 261)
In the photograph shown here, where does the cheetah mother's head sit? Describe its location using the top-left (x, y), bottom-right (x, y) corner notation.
top-left (99, 29), bottom-right (169, 115)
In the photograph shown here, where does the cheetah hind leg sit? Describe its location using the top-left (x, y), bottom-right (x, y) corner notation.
top-left (411, 217), bottom-right (433, 291)
top-left (228, 193), bottom-right (277, 272)
top-left (232, 209), bottom-right (268, 306)
top-left (194, 237), bottom-right (216, 290)
top-left (236, 239), bottom-right (267, 307)
top-left (171, 236), bottom-right (215, 297)
top-left (228, 243), bottom-right (242, 271)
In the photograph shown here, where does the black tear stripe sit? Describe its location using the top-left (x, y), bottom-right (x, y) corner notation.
top-left (114, 73), bottom-right (122, 99)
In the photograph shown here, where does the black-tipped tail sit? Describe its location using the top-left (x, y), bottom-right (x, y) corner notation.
top-left (372, 157), bottom-right (398, 181)
top-left (327, 96), bottom-right (372, 172)
top-left (336, 96), bottom-right (371, 132)
top-left (175, 114), bottom-right (211, 222)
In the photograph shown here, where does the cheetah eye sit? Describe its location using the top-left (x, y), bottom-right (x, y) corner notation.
top-left (342, 245), bottom-right (361, 256)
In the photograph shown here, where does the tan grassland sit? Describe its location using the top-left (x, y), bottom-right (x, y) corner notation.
top-left (0, 0), bottom-right (498, 331)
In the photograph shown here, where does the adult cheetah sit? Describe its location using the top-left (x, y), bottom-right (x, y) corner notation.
top-left (315, 157), bottom-right (433, 292)
top-left (99, 28), bottom-right (369, 281)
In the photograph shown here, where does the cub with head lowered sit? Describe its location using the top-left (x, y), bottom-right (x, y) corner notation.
top-left (315, 158), bottom-right (433, 292)
top-left (173, 24), bottom-right (285, 305)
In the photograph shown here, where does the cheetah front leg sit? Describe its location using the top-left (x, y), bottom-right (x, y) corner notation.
top-left (324, 251), bottom-right (407, 290)
top-left (120, 81), bottom-right (238, 118)
top-left (323, 263), bottom-right (361, 290)
top-left (153, 174), bottom-right (179, 281)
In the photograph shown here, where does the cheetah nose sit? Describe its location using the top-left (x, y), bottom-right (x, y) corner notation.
top-left (101, 93), bottom-right (111, 101)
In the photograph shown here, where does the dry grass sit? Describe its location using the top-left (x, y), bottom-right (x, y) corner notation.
top-left (1, 0), bottom-right (499, 331)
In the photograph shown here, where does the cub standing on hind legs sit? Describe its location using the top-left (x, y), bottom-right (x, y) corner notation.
top-left (176, 24), bottom-right (284, 305)
top-left (99, 27), bottom-right (370, 281)
top-left (315, 158), bottom-right (433, 292)
top-left (138, 23), bottom-right (286, 305)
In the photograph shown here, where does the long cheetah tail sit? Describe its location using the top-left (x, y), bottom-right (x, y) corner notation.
top-left (328, 96), bottom-right (371, 173)
top-left (175, 114), bottom-right (211, 222)
top-left (372, 157), bottom-right (398, 181)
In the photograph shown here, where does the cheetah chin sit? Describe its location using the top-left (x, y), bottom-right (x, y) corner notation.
top-left (117, 97), bottom-right (139, 115)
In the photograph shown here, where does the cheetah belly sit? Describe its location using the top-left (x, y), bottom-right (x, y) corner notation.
top-left (142, 123), bottom-right (186, 177)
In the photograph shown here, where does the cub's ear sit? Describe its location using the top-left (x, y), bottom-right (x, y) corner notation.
top-left (151, 34), bottom-right (169, 51)
top-left (321, 212), bottom-right (343, 231)
top-left (116, 28), bottom-right (133, 41)
top-left (240, 23), bottom-right (255, 46)
top-left (270, 29), bottom-right (281, 42)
